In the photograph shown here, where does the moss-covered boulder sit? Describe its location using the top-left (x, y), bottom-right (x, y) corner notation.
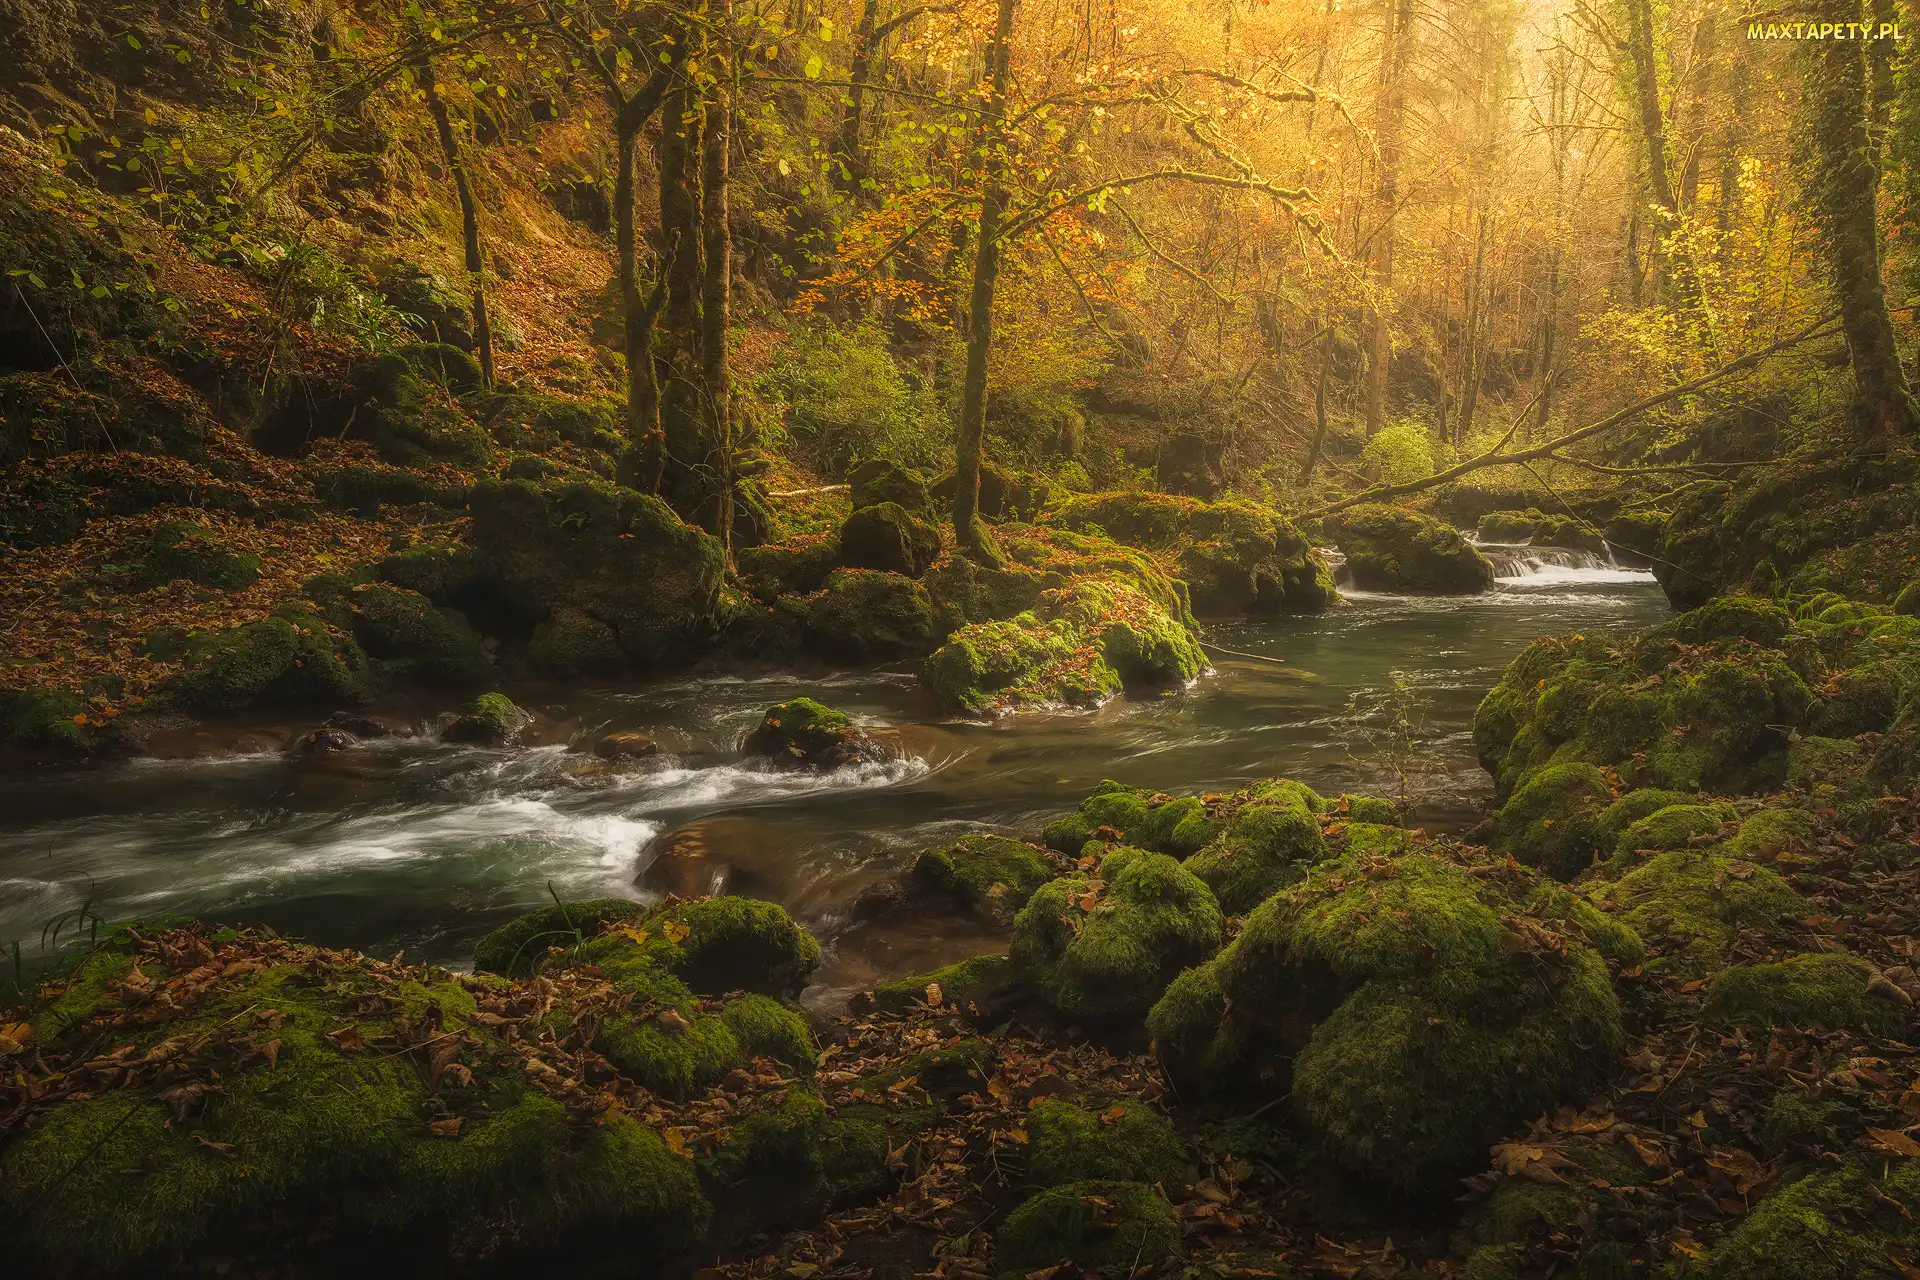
top-left (0, 687), bottom-right (94, 752)
top-left (1672, 1162), bottom-right (1920, 1280)
top-left (164, 605), bottom-right (372, 713)
top-left (1011, 847), bottom-right (1225, 1021)
top-left (868, 953), bottom-right (1020, 1015)
top-left (525, 605), bottom-right (625, 676)
top-left (1149, 848), bottom-right (1637, 1189)
top-left (1047, 492), bottom-right (1338, 616)
top-left (470, 897), bottom-right (647, 975)
top-left (912, 834), bottom-right (1059, 923)
top-left (376, 542), bottom-right (485, 606)
top-left (1024, 1098), bottom-right (1192, 1189)
top-left (1587, 851), bottom-right (1801, 975)
top-left (925, 579), bottom-right (1204, 714)
top-left (839, 502), bottom-right (940, 578)
top-left (469, 478), bottom-right (724, 667)
top-left (1474, 508), bottom-right (1608, 554)
top-left (740, 697), bottom-right (880, 769)
top-left (0, 924), bottom-right (715, 1276)
top-left (1608, 801), bottom-right (1737, 863)
top-left (337, 352), bottom-right (492, 468)
top-left (348, 585), bottom-right (492, 686)
top-left (803, 568), bottom-right (936, 662)
top-left (441, 692), bottom-right (531, 745)
top-left (994, 1180), bottom-right (1181, 1277)
top-left (1703, 952), bottom-right (1907, 1037)
top-left (1183, 781), bottom-right (1330, 914)
top-left (1452, 1138), bottom-right (1647, 1278)
top-left (1487, 762), bottom-right (1615, 880)
top-left (1322, 504), bottom-right (1495, 594)
top-left (848, 459), bottom-right (934, 515)
top-left (736, 533), bottom-right (838, 604)
top-left (1474, 600), bottom-right (1827, 798)
top-left (1041, 780), bottom-right (1229, 859)
top-left (130, 520), bottom-right (261, 591)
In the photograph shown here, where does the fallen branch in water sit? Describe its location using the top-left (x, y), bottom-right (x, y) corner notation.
top-left (1198, 641), bottom-right (1287, 665)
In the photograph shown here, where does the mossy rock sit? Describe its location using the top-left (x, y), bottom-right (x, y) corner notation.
top-left (736, 533), bottom-right (838, 604)
top-left (1609, 801), bottom-right (1737, 864)
top-left (1724, 806), bottom-right (1818, 861)
top-left (740, 697), bottom-right (879, 769)
top-left (525, 605), bottom-right (625, 676)
top-left (1474, 604), bottom-right (1819, 797)
top-left (1594, 788), bottom-right (1699, 847)
top-left (1810, 659), bottom-right (1908, 737)
top-left (1322, 503), bottom-right (1495, 594)
top-left (1047, 491), bottom-right (1337, 616)
top-left (839, 501), bottom-right (941, 578)
top-left (1331, 793), bottom-right (1400, 824)
top-left (348, 585), bottom-right (492, 686)
top-left (1673, 1161), bottom-right (1920, 1279)
top-left (1452, 1138), bottom-right (1646, 1279)
top-left (803, 568), bottom-right (936, 663)
top-left (1, 687), bottom-right (92, 751)
top-left (1011, 848), bottom-right (1225, 1021)
top-left (994, 1179), bottom-right (1181, 1278)
top-left (471, 897), bottom-right (649, 976)
top-left (1041, 780), bottom-right (1227, 858)
top-left (338, 352), bottom-right (492, 468)
top-left (1150, 848), bottom-right (1638, 1190)
top-left (1788, 736), bottom-right (1870, 791)
top-left (671, 896), bottom-right (823, 998)
top-left (869, 954), bottom-right (1020, 1014)
top-left (848, 459), bottom-right (934, 515)
top-left (164, 606), bottom-right (372, 713)
top-left (0, 930), bottom-right (713, 1275)
top-left (912, 835), bottom-right (1058, 923)
top-left (1025, 1098), bottom-right (1193, 1189)
top-left (130, 520), bottom-right (261, 592)
top-left (398, 341), bottom-right (485, 393)
top-left (1703, 952), bottom-right (1907, 1036)
top-left (441, 692), bottom-right (531, 745)
top-left (1184, 784), bottom-right (1327, 914)
top-left (1588, 851), bottom-right (1801, 975)
top-left (1488, 762), bottom-right (1615, 880)
top-left (470, 478), bottom-right (724, 668)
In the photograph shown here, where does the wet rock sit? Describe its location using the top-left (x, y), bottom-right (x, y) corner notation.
top-left (595, 731), bottom-right (660, 761)
top-left (441, 692), bottom-right (532, 746)
top-left (289, 728), bottom-right (356, 756)
top-left (995, 1180), bottom-right (1180, 1277)
top-left (740, 698), bottom-right (881, 769)
top-left (638, 828), bottom-right (732, 899)
top-left (323, 711), bottom-right (412, 738)
top-left (1321, 503), bottom-right (1495, 594)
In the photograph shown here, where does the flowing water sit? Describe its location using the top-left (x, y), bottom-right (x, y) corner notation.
top-left (0, 550), bottom-right (1669, 1008)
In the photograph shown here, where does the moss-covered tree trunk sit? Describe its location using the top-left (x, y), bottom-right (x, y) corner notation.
top-left (415, 47), bottom-right (494, 389)
top-left (700, 1), bottom-right (735, 552)
top-left (1623, 0), bottom-right (1675, 299)
top-left (1807, 0), bottom-right (1917, 440)
top-left (1363, 0), bottom-right (1413, 439)
top-left (615, 110), bottom-right (668, 492)
top-left (659, 45), bottom-right (709, 519)
top-left (952, 0), bottom-right (1015, 563)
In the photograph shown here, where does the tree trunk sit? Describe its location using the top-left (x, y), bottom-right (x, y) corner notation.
top-left (1299, 329), bottom-right (1334, 482)
top-left (1624, 0), bottom-right (1676, 299)
top-left (417, 49), bottom-right (493, 388)
top-left (953, 0), bottom-right (1015, 562)
top-left (1364, 0), bottom-right (1414, 438)
top-left (658, 52), bottom-right (707, 513)
top-left (833, 0), bottom-right (882, 195)
top-left (615, 121), bottom-right (664, 492)
top-left (1456, 210), bottom-right (1490, 444)
top-left (701, 2), bottom-right (735, 551)
top-left (1807, 0), bottom-right (1917, 439)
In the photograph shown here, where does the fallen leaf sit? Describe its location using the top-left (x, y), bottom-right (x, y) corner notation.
top-left (427, 1117), bottom-right (462, 1138)
top-left (1865, 1128), bottom-right (1920, 1158)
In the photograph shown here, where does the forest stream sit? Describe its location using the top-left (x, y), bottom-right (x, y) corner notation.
top-left (0, 551), bottom-right (1664, 1010)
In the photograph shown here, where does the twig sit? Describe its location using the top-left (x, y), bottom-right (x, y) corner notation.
top-left (1198, 641), bottom-right (1287, 666)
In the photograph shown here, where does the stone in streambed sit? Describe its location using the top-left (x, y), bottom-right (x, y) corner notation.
top-left (740, 698), bottom-right (881, 770)
top-left (441, 692), bottom-right (531, 745)
top-left (1321, 503), bottom-right (1494, 594)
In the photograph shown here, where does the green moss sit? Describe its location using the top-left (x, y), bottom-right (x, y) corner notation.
top-left (131, 520), bottom-right (261, 591)
top-left (839, 501), bottom-right (941, 578)
top-left (1333, 793), bottom-right (1400, 824)
top-left (1453, 1138), bottom-right (1645, 1272)
top-left (1609, 802), bottom-right (1737, 864)
top-left (870, 953), bottom-right (1020, 1013)
top-left (1322, 504), bottom-right (1495, 594)
top-left (1024, 1098), bottom-right (1192, 1189)
top-left (674, 896), bottom-right (823, 998)
top-left (1756, 1091), bottom-right (1845, 1155)
top-left (1811, 659), bottom-right (1908, 737)
top-left (1595, 788), bottom-right (1698, 846)
top-left (803, 567), bottom-right (936, 662)
top-left (376, 543), bottom-right (484, 605)
top-left (1590, 851), bottom-right (1801, 975)
top-left (736, 533), bottom-right (839, 603)
top-left (348, 585), bottom-right (491, 686)
top-left (165, 606), bottom-right (371, 712)
top-left (1724, 806), bottom-right (1818, 861)
top-left (912, 835), bottom-right (1057, 922)
top-left (2, 687), bottom-right (90, 751)
top-left (471, 897), bottom-right (647, 976)
top-left (1152, 849), bottom-right (1631, 1189)
top-left (1704, 952), bottom-right (1905, 1036)
top-left (719, 994), bottom-right (816, 1070)
top-left (1675, 1162), bottom-right (1920, 1280)
top-left (1184, 788), bottom-right (1327, 914)
top-left (740, 697), bottom-right (871, 768)
top-left (1787, 735), bottom-right (1869, 791)
top-left (525, 605), bottom-right (625, 676)
top-left (1040, 780), bottom-right (1226, 858)
top-left (1489, 763), bottom-right (1615, 879)
top-left (994, 1179), bottom-right (1181, 1278)
top-left (849, 459), bottom-right (934, 514)
top-left (1658, 594), bottom-right (1793, 648)
top-left (441, 691), bottom-right (530, 745)
top-left (1011, 850), bottom-right (1225, 1020)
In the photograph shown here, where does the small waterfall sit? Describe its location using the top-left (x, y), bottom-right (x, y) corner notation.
top-left (1472, 540), bottom-right (1656, 585)
top-left (1317, 546), bottom-right (1352, 590)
